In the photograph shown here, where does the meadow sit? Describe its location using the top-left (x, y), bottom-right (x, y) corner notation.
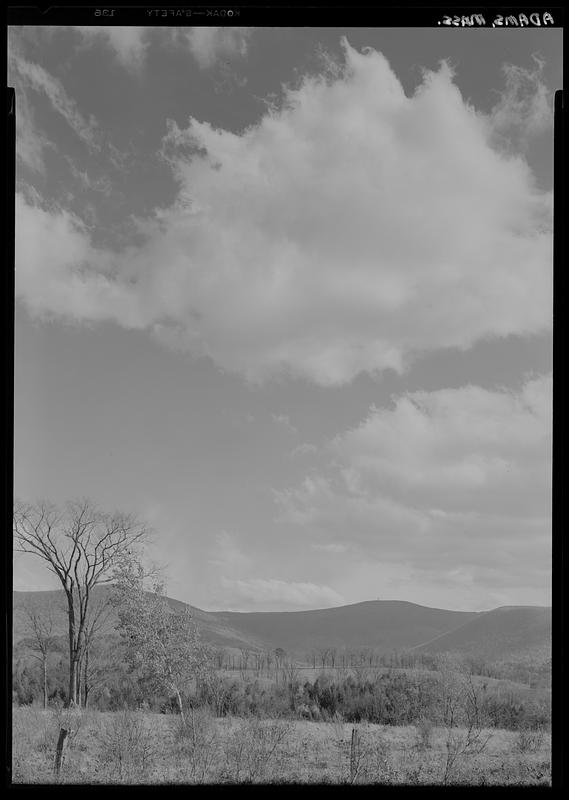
top-left (12, 704), bottom-right (551, 786)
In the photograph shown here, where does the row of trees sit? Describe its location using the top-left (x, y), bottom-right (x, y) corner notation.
top-left (214, 647), bottom-right (290, 675)
top-left (209, 648), bottom-right (547, 691)
top-left (212, 647), bottom-right (422, 674)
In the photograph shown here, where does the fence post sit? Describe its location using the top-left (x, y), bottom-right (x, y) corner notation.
top-left (54, 727), bottom-right (71, 779)
top-left (350, 726), bottom-right (360, 783)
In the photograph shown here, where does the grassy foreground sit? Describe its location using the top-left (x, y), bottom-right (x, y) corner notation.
top-left (12, 706), bottom-right (550, 785)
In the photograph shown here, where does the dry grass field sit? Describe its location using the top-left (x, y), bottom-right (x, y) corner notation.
top-left (11, 705), bottom-right (551, 786)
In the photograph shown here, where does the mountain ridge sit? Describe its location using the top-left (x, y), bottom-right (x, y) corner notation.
top-left (13, 589), bottom-right (551, 664)
top-left (411, 605), bottom-right (551, 662)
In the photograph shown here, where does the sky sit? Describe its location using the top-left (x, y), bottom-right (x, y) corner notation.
top-left (10, 25), bottom-right (559, 612)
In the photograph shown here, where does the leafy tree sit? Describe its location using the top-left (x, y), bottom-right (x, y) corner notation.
top-left (113, 557), bottom-right (211, 732)
top-left (14, 498), bottom-right (148, 707)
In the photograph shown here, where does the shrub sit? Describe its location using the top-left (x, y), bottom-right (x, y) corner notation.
top-left (176, 706), bottom-right (221, 783)
top-left (334, 723), bottom-right (395, 785)
top-left (97, 709), bottom-right (157, 782)
top-left (415, 717), bottom-right (434, 750)
top-left (222, 717), bottom-right (292, 783)
top-left (514, 726), bottom-right (545, 754)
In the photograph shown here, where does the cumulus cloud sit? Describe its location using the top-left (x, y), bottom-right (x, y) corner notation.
top-left (16, 39), bottom-right (553, 386)
top-left (331, 374), bottom-right (552, 517)
top-left (275, 375), bottom-right (552, 592)
top-left (219, 577), bottom-right (345, 610)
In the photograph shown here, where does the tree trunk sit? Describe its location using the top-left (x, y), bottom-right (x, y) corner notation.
top-left (43, 657), bottom-right (48, 709)
top-left (65, 590), bottom-right (90, 708)
top-left (83, 647), bottom-right (89, 708)
top-left (174, 688), bottom-right (186, 729)
top-left (68, 656), bottom-right (78, 707)
top-left (66, 594), bottom-right (77, 707)
top-left (76, 651), bottom-right (83, 709)
top-left (75, 611), bottom-right (88, 707)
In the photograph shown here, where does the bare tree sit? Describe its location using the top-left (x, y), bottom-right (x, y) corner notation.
top-left (22, 605), bottom-right (59, 708)
top-left (253, 651), bottom-right (264, 677)
top-left (213, 648), bottom-right (226, 671)
top-left (435, 655), bottom-right (493, 784)
top-left (274, 647), bottom-right (286, 683)
top-left (265, 650), bottom-right (273, 677)
top-left (274, 647), bottom-right (286, 669)
top-left (317, 647), bottom-right (331, 670)
top-left (13, 498), bottom-right (148, 707)
top-left (281, 659), bottom-right (301, 711)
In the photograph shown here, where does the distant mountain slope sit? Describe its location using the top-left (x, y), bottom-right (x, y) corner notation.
top-left (210, 601), bottom-right (479, 654)
top-left (413, 605), bottom-right (551, 663)
top-left (13, 588), bottom-right (265, 653)
top-left (13, 591), bottom-right (550, 664)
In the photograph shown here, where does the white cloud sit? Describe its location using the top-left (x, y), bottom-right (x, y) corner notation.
top-left (331, 374), bottom-right (552, 517)
top-left (205, 529), bottom-right (346, 610)
top-left (219, 577), bottom-right (345, 610)
top-left (275, 375), bottom-right (552, 593)
top-left (489, 55), bottom-right (553, 148)
top-left (15, 40), bottom-right (553, 386)
top-left (291, 443), bottom-right (318, 458)
top-left (11, 53), bottom-right (99, 151)
top-left (15, 194), bottom-right (140, 325)
top-left (271, 413), bottom-right (298, 435)
top-left (205, 532), bottom-right (349, 610)
top-left (64, 156), bottom-right (114, 196)
top-left (311, 543), bottom-right (348, 554)
top-left (74, 27), bottom-right (149, 72)
top-left (8, 35), bottom-right (91, 172)
top-left (11, 85), bottom-right (51, 173)
top-left (9, 32), bottom-right (130, 177)
top-left (71, 26), bottom-right (253, 72)
top-left (181, 27), bottom-right (253, 69)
